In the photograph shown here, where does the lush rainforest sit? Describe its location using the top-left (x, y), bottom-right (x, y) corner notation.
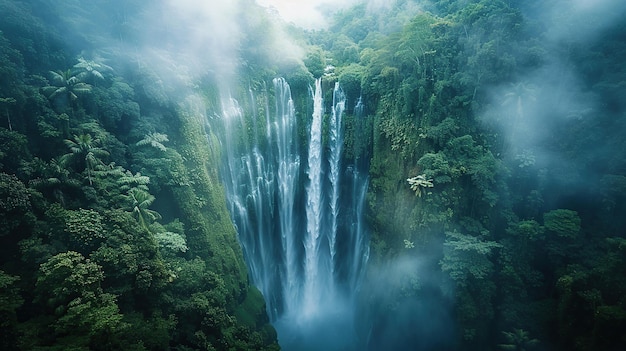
top-left (0, 0), bottom-right (625, 350)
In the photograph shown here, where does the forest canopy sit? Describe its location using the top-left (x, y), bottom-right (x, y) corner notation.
top-left (0, 0), bottom-right (625, 350)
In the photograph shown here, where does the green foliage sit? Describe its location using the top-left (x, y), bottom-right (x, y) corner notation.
top-left (379, 116), bottom-right (419, 159)
top-left (60, 133), bottom-right (110, 185)
top-left (0, 270), bottom-right (23, 314)
top-left (33, 252), bottom-right (127, 349)
top-left (117, 170), bottom-right (150, 193)
top-left (127, 188), bottom-right (161, 232)
top-left (36, 251), bottom-right (105, 309)
top-left (91, 209), bottom-right (167, 295)
top-left (0, 270), bottom-right (23, 346)
top-left (42, 69), bottom-right (92, 111)
top-left (417, 151), bottom-right (453, 184)
top-left (441, 230), bottom-right (501, 286)
top-left (0, 3), bottom-right (280, 349)
top-left (154, 231), bottom-right (188, 254)
top-left (0, 172), bottom-right (33, 235)
top-left (0, 129), bottom-right (31, 173)
top-left (498, 329), bottom-right (539, 351)
top-left (303, 46), bottom-right (327, 78)
top-left (543, 209), bottom-right (581, 238)
top-left (90, 77), bottom-right (139, 126)
top-left (506, 220), bottom-right (544, 241)
top-left (136, 132), bottom-right (169, 152)
top-left (65, 208), bottom-right (105, 253)
top-left (73, 57), bottom-right (113, 83)
top-left (337, 63), bottom-right (364, 101)
top-left (407, 174), bottom-right (434, 197)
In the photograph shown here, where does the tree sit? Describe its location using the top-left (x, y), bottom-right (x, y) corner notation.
top-left (0, 97), bottom-right (16, 131)
top-left (23, 157), bottom-right (81, 207)
top-left (303, 46), bottom-right (327, 78)
top-left (0, 129), bottom-right (31, 174)
top-left (117, 170), bottom-right (150, 193)
top-left (543, 209), bottom-right (581, 239)
top-left (501, 82), bottom-right (536, 122)
top-left (127, 188), bottom-right (161, 232)
top-left (73, 57), bottom-right (113, 84)
top-left (498, 329), bottom-right (539, 351)
top-left (0, 172), bottom-right (32, 235)
top-left (65, 208), bottom-right (106, 253)
top-left (36, 251), bottom-right (103, 309)
top-left (440, 230), bottom-right (501, 287)
top-left (136, 132), bottom-right (169, 152)
top-left (0, 270), bottom-right (23, 350)
top-left (35, 251), bottom-right (125, 349)
top-left (60, 133), bottom-right (110, 185)
top-left (42, 69), bottom-right (92, 111)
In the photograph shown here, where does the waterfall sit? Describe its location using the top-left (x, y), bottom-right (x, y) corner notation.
top-left (303, 78), bottom-right (325, 317)
top-left (274, 78), bottom-right (300, 315)
top-left (219, 77), bottom-right (369, 350)
top-left (328, 83), bottom-right (345, 274)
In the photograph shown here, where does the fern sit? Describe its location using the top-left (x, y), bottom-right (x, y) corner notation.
top-left (136, 132), bottom-right (169, 152)
top-left (407, 174), bottom-right (434, 197)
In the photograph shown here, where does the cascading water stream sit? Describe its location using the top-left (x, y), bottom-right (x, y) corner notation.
top-left (273, 79), bottom-right (300, 316)
top-left (219, 77), bottom-right (369, 350)
top-left (328, 83), bottom-right (345, 276)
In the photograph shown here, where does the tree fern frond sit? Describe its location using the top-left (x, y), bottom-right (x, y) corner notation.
top-left (136, 132), bottom-right (169, 152)
top-left (407, 174), bottom-right (434, 197)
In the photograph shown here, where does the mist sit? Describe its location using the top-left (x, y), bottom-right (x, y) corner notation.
top-left (256, 0), bottom-right (402, 28)
top-left (483, 0), bottom-right (626, 197)
top-left (5, 0), bottom-right (623, 350)
top-left (359, 254), bottom-right (457, 351)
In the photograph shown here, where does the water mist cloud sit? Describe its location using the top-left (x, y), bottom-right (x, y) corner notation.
top-left (542, 0), bottom-right (626, 43)
top-left (485, 0), bottom-right (624, 165)
top-left (127, 0), bottom-right (243, 87)
top-left (360, 255), bottom-right (457, 351)
top-left (256, 0), bottom-right (369, 28)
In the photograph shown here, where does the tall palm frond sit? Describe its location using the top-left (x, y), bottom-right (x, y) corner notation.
top-left (501, 82), bottom-right (537, 121)
top-left (43, 69), bottom-right (92, 103)
top-left (60, 134), bottom-right (109, 185)
top-left (128, 188), bottom-right (162, 231)
top-left (73, 57), bottom-right (113, 82)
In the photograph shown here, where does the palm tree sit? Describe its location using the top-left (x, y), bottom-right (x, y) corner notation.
top-left (501, 82), bottom-right (537, 122)
top-left (42, 69), bottom-right (92, 111)
top-left (73, 57), bottom-right (113, 85)
top-left (500, 82), bottom-right (537, 151)
top-left (26, 157), bottom-right (80, 207)
top-left (127, 188), bottom-right (162, 232)
top-left (60, 134), bottom-right (109, 185)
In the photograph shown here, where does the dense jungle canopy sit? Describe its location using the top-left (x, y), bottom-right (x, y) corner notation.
top-left (0, 0), bottom-right (625, 350)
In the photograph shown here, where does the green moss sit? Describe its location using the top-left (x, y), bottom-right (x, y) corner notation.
top-left (234, 286), bottom-right (268, 328)
top-left (168, 103), bottom-right (249, 306)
